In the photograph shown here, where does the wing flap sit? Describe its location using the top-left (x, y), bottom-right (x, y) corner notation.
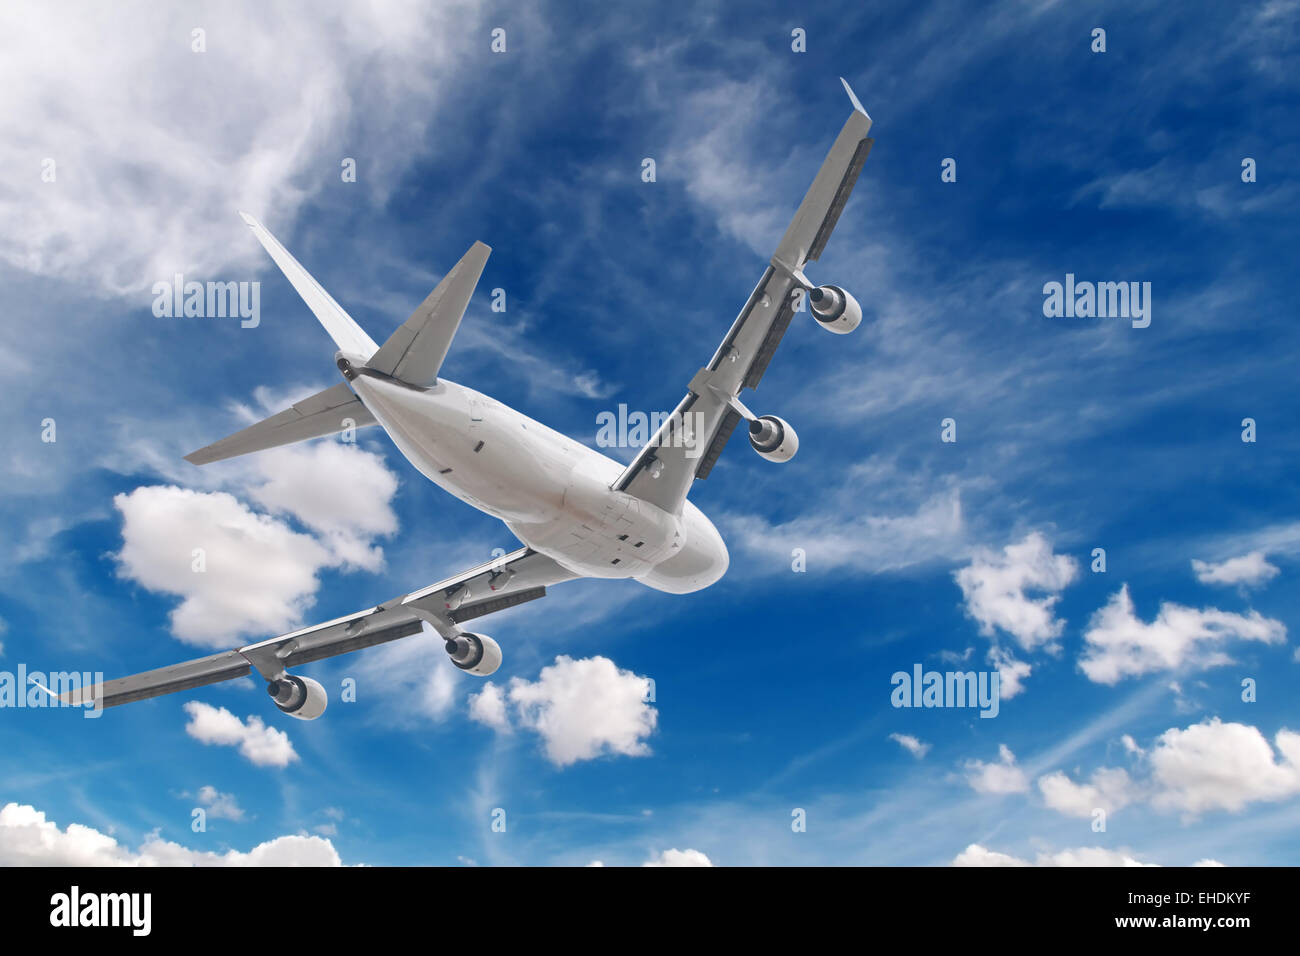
top-left (773, 82), bottom-right (873, 268)
top-left (64, 549), bottom-right (579, 709)
top-left (60, 650), bottom-right (250, 709)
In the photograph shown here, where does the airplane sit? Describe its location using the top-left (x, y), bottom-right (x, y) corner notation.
top-left (63, 79), bottom-right (874, 721)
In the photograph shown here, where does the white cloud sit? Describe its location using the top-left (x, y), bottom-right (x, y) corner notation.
top-left (183, 701), bottom-right (298, 768)
top-left (1079, 585), bottom-right (1286, 684)
top-left (507, 656), bottom-right (657, 767)
top-left (889, 733), bottom-right (931, 759)
top-left (352, 628), bottom-right (460, 725)
top-left (194, 785), bottom-right (244, 821)
top-left (0, 0), bottom-right (482, 296)
top-left (964, 744), bottom-right (1029, 794)
top-left (468, 683), bottom-right (510, 731)
top-left (1148, 718), bottom-right (1300, 815)
top-left (250, 442), bottom-right (398, 572)
top-left (953, 844), bottom-right (1157, 867)
top-left (987, 646), bottom-right (1032, 700)
top-left (1035, 719), bottom-right (1300, 821)
top-left (0, 802), bottom-right (342, 866)
top-left (1037, 767), bottom-right (1136, 818)
top-left (955, 532), bottom-right (1078, 652)
top-left (951, 844), bottom-right (1028, 867)
top-left (1191, 551), bottom-right (1279, 589)
top-left (643, 848), bottom-right (713, 867)
top-left (112, 436), bottom-right (400, 646)
top-left (113, 486), bottom-right (333, 647)
top-left (723, 490), bottom-right (965, 575)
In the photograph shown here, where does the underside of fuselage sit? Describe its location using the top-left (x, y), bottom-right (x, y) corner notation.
top-left (347, 371), bottom-right (729, 593)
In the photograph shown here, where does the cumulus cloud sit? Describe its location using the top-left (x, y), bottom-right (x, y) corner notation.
top-left (468, 683), bottom-right (510, 731)
top-left (1079, 585), bottom-right (1286, 684)
top-left (194, 785), bottom-right (244, 821)
top-left (112, 436), bottom-right (400, 647)
top-left (113, 486), bottom-right (334, 647)
top-left (1148, 718), bottom-right (1300, 815)
top-left (951, 844), bottom-right (1028, 867)
top-left (0, 802), bottom-right (342, 866)
top-left (250, 442), bottom-right (398, 572)
top-left (643, 848), bottom-right (714, 867)
top-left (889, 733), bottom-right (931, 759)
top-left (954, 844), bottom-right (1157, 867)
top-left (183, 701), bottom-right (298, 768)
top-left (955, 532), bottom-right (1078, 652)
top-left (987, 646), bottom-right (1033, 700)
top-left (964, 744), bottom-right (1029, 794)
top-left (478, 656), bottom-right (657, 767)
top-left (953, 533), bottom-right (1077, 698)
top-left (1038, 767), bottom-right (1136, 818)
top-left (1035, 719), bottom-right (1300, 821)
top-left (1191, 551), bottom-right (1279, 589)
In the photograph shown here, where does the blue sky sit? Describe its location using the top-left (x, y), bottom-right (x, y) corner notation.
top-left (1, 0), bottom-right (1298, 866)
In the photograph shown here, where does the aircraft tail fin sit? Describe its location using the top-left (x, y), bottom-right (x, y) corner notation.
top-left (185, 383), bottom-right (377, 466)
top-left (239, 212), bottom-right (380, 358)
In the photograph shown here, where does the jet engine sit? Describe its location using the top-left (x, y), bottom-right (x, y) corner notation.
top-left (445, 632), bottom-right (503, 677)
top-left (808, 285), bottom-right (862, 334)
top-left (267, 674), bottom-right (328, 720)
top-left (749, 415), bottom-right (799, 462)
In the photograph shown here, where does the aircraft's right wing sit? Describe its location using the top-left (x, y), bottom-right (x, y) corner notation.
top-left (61, 548), bottom-right (578, 710)
top-left (613, 79), bottom-right (873, 514)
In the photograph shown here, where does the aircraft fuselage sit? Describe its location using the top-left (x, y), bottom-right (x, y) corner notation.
top-left (346, 363), bottom-right (729, 594)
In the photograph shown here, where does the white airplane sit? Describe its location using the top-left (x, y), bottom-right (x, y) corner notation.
top-left (65, 80), bottom-right (874, 720)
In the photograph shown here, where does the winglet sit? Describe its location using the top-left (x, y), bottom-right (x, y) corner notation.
top-left (840, 77), bottom-right (870, 120)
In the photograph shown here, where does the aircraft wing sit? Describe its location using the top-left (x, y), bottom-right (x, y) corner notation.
top-left (612, 79), bottom-right (873, 514)
top-left (60, 548), bottom-right (579, 709)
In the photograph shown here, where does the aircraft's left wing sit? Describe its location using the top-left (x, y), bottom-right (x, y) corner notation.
top-left (612, 79), bottom-right (873, 514)
top-left (61, 548), bottom-right (578, 710)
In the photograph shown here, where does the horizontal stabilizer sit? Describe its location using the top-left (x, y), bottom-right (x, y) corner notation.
top-left (367, 241), bottom-right (490, 387)
top-left (186, 383), bottom-right (377, 465)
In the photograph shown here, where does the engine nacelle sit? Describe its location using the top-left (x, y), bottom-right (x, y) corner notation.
top-left (267, 674), bottom-right (328, 720)
top-left (445, 632), bottom-right (503, 677)
top-left (809, 285), bottom-right (861, 334)
top-left (749, 415), bottom-right (799, 462)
